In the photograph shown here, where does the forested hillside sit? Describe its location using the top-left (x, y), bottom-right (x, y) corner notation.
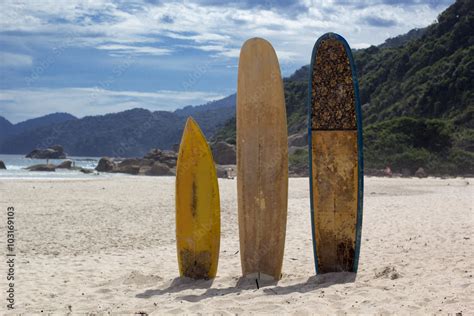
top-left (213, 0), bottom-right (473, 175)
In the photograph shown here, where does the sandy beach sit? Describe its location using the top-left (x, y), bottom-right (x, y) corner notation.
top-left (0, 176), bottom-right (472, 314)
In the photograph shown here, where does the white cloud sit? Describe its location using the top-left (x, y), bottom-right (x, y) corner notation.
top-left (0, 0), bottom-right (454, 63)
top-left (96, 44), bottom-right (173, 55)
top-left (0, 52), bottom-right (33, 67)
top-left (0, 88), bottom-right (226, 123)
top-left (352, 43), bottom-right (372, 49)
top-left (0, 1), bottom-right (454, 123)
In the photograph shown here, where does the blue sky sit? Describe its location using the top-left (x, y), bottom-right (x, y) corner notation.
top-left (0, 0), bottom-right (454, 123)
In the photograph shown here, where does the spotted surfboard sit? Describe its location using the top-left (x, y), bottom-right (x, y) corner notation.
top-left (308, 33), bottom-right (364, 274)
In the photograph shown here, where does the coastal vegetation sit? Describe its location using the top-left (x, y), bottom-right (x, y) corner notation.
top-left (213, 0), bottom-right (474, 175)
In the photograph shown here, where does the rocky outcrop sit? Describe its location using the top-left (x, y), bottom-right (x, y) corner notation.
top-left (95, 148), bottom-right (179, 176)
top-left (144, 149), bottom-right (177, 168)
top-left (26, 145), bottom-right (66, 159)
top-left (0, 160), bottom-right (5, 169)
top-left (289, 164), bottom-right (309, 177)
top-left (142, 162), bottom-right (173, 176)
top-left (117, 158), bottom-right (143, 168)
top-left (216, 165), bottom-right (236, 179)
top-left (96, 157), bottom-right (116, 172)
top-left (366, 167), bottom-right (393, 177)
top-left (415, 167), bottom-right (428, 178)
top-left (211, 142), bottom-right (236, 165)
top-left (56, 160), bottom-right (73, 169)
top-left (26, 164), bottom-right (56, 172)
top-left (114, 164), bottom-right (140, 175)
top-left (79, 168), bottom-right (94, 174)
top-left (115, 158), bottom-right (156, 175)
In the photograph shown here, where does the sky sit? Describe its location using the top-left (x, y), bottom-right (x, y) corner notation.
top-left (0, 0), bottom-right (454, 123)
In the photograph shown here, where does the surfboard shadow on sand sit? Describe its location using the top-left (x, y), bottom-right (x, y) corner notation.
top-left (135, 276), bottom-right (278, 302)
top-left (175, 277), bottom-right (279, 303)
top-left (135, 277), bottom-right (214, 298)
top-left (262, 272), bottom-right (356, 296)
top-left (136, 273), bottom-right (355, 302)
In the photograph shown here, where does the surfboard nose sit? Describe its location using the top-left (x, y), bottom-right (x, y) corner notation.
top-left (241, 37), bottom-right (272, 48)
top-left (239, 37), bottom-right (278, 60)
top-left (183, 116), bottom-right (198, 132)
top-left (181, 116), bottom-right (207, 147)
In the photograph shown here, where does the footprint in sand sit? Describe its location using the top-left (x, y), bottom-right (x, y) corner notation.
top-left (122, 270), bottom-right (163, 286)
top-left (374, 266), bottom-right (401, 280)
top-left (98, 270), bottom-right (163, 287)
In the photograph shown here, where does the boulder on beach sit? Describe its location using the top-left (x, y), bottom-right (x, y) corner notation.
top-left (384, 167), bottom-right (393, 177)
top-left (216, 164), bottom-right (236, 179)
top-left (56, 160), bottom-right (73, 169)
top-left (117, 158), bottom-right (141, 168)
top-left (211, 142), bottom-right (236, 165)
top-left (79, 168), bottom-right (94, 174)
top-left (365, 167), bottom-right (393, 177)
top-left (144, 148), bottom-right (177, 167)
top-left (96, 157), bottom-right (116, 172)
top-left (0, 160), bottom-right (5, 169)
top-left (415, 167), bottom-right (428, 178)
top-left (26, 164), bottom-right (56, 172)
top-left (289, 164), bottom-right (309, 177)
top-left (142, 162), bottom-right (174, 176)
top-left (216, 165), bottom-right (227, 178)
top-left (26, 145), bottom-right (66, 159)
top-left (96, 149), bottom-right (178, 175)
top-left (114, 164), bottom-right (140, 175)
top-left (115, 158), bottom-right (156, 175)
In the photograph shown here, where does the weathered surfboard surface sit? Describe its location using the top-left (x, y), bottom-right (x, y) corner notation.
top-left (176, 117), bottom-right (220, 279)
top-left (237, 38), bottom-right (288, 280)
top-left (309, 33), bottom-right (364, 274)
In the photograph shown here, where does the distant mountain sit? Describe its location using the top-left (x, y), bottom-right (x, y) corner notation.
top-left (174, 94), bottom-right (235, 117)
top-left (0, 97), bottom-right (236, 157)
top-left (213, 0), bottom-right (474, 175)
top-left (0, 116), bottom-right (14, 142)
top-left (1, 109), bottom-right (179, 156)
top-left (12, 113), bottom-right (77, 134)
top-left (0, 112), bottom-right (77, 144)
top-left (174, 94), bottom-right (236, 136)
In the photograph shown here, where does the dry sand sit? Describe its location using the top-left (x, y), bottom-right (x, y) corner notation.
top-left (0, 176), bottom-right (473, 314)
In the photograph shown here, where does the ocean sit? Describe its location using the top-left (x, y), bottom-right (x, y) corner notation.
top-left (0, 154), bottom-right (123, 179)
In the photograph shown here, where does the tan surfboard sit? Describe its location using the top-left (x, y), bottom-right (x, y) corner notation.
top-left (309, 33), bottom-right (364, 274)
top-left (237, 38), bottom-right (288, 280)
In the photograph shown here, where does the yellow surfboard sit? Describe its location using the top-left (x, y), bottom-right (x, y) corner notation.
top-left (176, 117), bottom-right (220, 279)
